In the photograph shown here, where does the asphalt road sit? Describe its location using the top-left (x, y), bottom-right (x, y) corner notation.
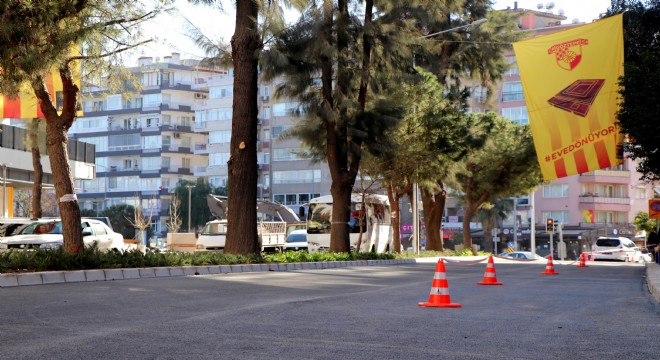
top-left (0, 261), bottom-right (658, 360)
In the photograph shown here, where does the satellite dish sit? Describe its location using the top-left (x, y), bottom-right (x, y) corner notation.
top-left (537, 3), bottom-right (544, 10)
top-left (546, 2), bottom-right (555, 10)
top-left (572, 18), bottom-right (580, 24)
top-left (558, 9), bottom-right (565, 16)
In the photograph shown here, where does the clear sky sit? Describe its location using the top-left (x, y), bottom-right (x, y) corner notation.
top-left (132, 0), bottom-right (614, 66)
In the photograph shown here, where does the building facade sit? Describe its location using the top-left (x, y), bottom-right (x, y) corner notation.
top-left (70, 53), bottom-right (223, 243)
top-left (191, 73), bottom-right (332, 217)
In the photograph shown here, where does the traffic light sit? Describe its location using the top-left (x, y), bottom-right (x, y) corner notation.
top-left (546, 218), bottom-right (554, 233)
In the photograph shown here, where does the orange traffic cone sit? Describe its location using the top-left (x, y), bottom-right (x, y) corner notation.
top-left (578, 252), bottom-right (588, 268)
top-left (418, 259), bottom-right (462, 308)
top-left (477, 256), bottom-right (503, 285)
top-left (541, 255), bottom-right (559, 275)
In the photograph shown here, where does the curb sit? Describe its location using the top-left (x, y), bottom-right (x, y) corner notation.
top-left (0, 259), bottom-right (417, 288)
top-left (646, 262), bottom-right (660, 303)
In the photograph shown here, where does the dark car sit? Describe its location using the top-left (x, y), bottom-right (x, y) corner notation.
top-left (284, 230), bottom-right (308, 252)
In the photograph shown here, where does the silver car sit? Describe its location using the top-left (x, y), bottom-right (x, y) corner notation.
top-left (0, 219), bottom-right (125, 252)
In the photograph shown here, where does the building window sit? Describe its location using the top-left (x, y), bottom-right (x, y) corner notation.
top-left (210, 152), bottom-right (230, 167)
top-left (209, 130), bottom-right (231, 144)
top-left (502, 82), bottom-right (524, 102)
top-left (501, 106), bottom-right (528, 125)
top-left (634, 187), bottom-right (647, 199)
top-left (473, 86), bottom-right (487, 103)
top-left (505, 56), bottom-right (519, 76)
top-left (273, 148), bottom-right (305, 161)
top-left (210, 176), bottom-right (228, 188)
top-left (543, 184), bottom-right (568, 198)
top-left (273, 102), bottom-right (302, 117)
top-left (272, 126), bottom-right (292, 139)
top-left (273, 170), bottom-right (321, 184)
top-left (542, 211), bottom-right (569, 225)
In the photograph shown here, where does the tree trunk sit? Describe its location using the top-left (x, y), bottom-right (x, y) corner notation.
top-left (386, 183), bottom-right (401, 253)
top-left (329, 178), bottom-right (352, 253)
top-left (32, 65), bottom-right (82, 253)
top-left (482, 218), bottom-right (496, 254)
top-left (225, 0), bottom-right (260, 255)
top-left (422, 185), bottom-right (446, 251)
top-left (461, 203), bottom-right (476, 254)
top-left (30, 120), bottom-right (43, 219)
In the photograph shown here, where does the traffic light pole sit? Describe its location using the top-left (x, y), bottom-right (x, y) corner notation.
top-left (549, 232), bottom-right (554, 259)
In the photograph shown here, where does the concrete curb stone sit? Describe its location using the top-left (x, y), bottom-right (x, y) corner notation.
top-left (1, 259), bottom-right (415, 288)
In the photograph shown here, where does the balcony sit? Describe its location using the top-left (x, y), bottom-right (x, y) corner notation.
top-left (194, 143), bottom-right (209, 155)
top-left (579, 169), bottom-right (630, 184)
top-left (578, 195), bottom-right (631, 212)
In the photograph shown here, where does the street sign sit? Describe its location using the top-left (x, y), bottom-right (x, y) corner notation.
top-left (650, 200), bottom-right (660, 219)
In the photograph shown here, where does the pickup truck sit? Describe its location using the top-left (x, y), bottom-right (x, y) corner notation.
top-left (195, 219), bottom-right (287, 253)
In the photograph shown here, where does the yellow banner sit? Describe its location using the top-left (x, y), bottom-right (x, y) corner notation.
top-left (0, 56), bottom-right (81, 119)
top-left (512, 14), bottom-right (624, 180)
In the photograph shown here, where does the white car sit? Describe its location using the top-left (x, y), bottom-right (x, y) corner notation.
top-left (592, 236), bottom-right (640, 262)
top-left (0, 219), bottom-right (125, 252)
top-left (284, 229), bottom-right (308, 252)
top-left (500, 251), bottom-right (545, 260)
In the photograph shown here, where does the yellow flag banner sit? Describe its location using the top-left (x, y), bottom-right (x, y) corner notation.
top-left (0, 58), bottom-right (81, 119)
top-left (512, 14), bottom-right (624, 181)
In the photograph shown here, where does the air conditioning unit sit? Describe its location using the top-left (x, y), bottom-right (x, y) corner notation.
top-left (173, 133), bottom-right (181, 139)
top-left (194, 93), bottom-right (205, 99)
top-left (257, 164), bottom-right (262, 170)
top-left (261, 95), bottom-right (270, 101)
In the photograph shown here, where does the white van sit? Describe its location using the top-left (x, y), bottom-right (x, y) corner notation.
top-left (592, 236), bottom-right (640, 262)
top-left (196, 220), bottom-right (227, 251)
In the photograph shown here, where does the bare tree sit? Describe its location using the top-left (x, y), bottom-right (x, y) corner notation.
top-left (126, 194), bottom-right (156, 248)
top-left (166, 194), bottom-right (183, 233)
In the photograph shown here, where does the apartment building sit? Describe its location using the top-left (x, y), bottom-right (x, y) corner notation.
top-left (69, 53), bottom-right (224, 241)
top-left (191, 73), bottom-right (332, 216)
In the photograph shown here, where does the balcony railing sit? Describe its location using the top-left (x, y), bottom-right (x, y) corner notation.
top-left (580, 169), bottom-right (629, 177)
top-left (578, 195), bottom-right (631, 205)
top-left (501, 92), bottom-right (524, 102)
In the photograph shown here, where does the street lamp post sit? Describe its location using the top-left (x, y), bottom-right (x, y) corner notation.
top-left (1, 163), bottom-right (7, 218)
top-left (186, 185), bottom-right (193, 232)
top-left (411, 18), bottom-right (488, 252)
top-left (95, 164), bottom-right (108, 216)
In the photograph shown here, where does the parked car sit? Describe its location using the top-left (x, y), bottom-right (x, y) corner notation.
top-left (0, 218), bottom-right (35, 238)
top-left (0, 219), bottom-right (125, 252)
top-left (501, 251), bottom-right (545, 260)
top-left (592, 236), bottom-right (640, 262)
top-left (284, 229), bottom-right (308, 252)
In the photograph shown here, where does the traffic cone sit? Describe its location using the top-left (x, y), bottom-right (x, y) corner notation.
top-left (477, 256), bottom-right (503, 285)
top-left (578, 252), bottom-right (588, 268)
top-left (541, 255), bottom-right (559, 275)
top-left (418, 259), bottom-right (462, 308)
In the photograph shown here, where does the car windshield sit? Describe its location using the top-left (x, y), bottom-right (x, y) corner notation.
top-left (286, 234), bottom-right (306, 243)
top-left (202, 222), bottom-right (227, 235)
top-left (596, 239), bottom-right (620, 247)
top-left (22, 221), bottom-right (62, 235)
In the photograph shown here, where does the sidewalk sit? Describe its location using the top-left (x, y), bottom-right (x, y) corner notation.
top-left (646, 262), bottom-right (660, 303)
top-left (0, 258), bottom-right (415, 288)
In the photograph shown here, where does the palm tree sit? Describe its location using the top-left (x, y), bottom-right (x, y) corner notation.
top-left (474, 198), bottom-right (512, 253)
top-left (186, 0), bottom-right (308, 255)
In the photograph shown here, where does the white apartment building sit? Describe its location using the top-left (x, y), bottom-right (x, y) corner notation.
top-left (69, 53), bottom-right (224, 241)
top-left (191, 73), bottom-right (332, 216)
